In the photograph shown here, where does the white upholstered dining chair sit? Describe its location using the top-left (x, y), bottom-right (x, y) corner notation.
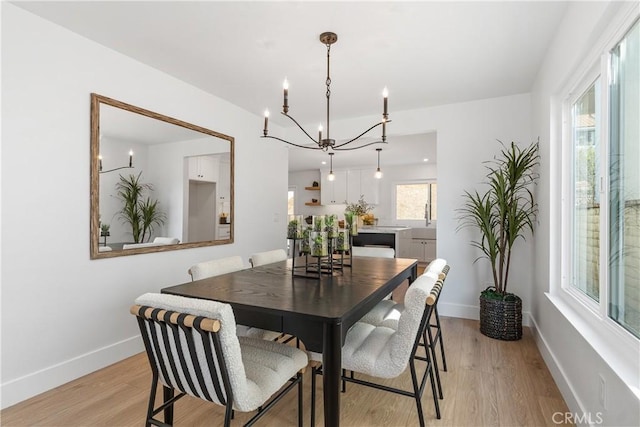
top-left (309, 273), bottom-right (442, 426)
top-left (249, 249), bottom-right (287, 267)
top-left (131, 293), bottom-right (308, 427)
top-left (357, 258), bottom-right (450, 399)
top-left (187, 255), bottom-right (282, 341)
top-left (350, 246), bottom-right (395, 258)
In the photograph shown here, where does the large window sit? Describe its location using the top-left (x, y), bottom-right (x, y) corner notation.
top-left (395, 182), bottom-right (437, 222)
top-left (565, 19), bottom-right (639, 339)
top-left (609, 20), bottom-right (639, 338)
top-left (571, 79), bottom-right (600, 302)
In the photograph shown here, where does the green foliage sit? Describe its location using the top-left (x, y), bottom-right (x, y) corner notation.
top-left (345, 195), bottom-right (374, 216)
top-left (116, 172), bottom-right (166, 243)
top-left (458, 140), bottom-right (540, 295)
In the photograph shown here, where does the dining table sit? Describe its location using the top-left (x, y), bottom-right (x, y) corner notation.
top-left (162, 255), bottom-right (418, 427)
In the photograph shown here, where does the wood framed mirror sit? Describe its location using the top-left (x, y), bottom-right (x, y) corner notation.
top-left (90, 93), bottom-right (234, 259)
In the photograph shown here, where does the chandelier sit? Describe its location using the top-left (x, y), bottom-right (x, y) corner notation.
top-left (261, 31), bottom-right (390, 153)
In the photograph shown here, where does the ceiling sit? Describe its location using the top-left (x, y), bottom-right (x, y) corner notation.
top-left (14, 1), bottom-right (568, 171)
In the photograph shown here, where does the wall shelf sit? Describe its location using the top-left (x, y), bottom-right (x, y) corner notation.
top-left (305, 202), bottom-right (321, 206)
top-left (305, 186), bottom-right (321, 191)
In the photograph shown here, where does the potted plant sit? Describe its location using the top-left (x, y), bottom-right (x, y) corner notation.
top-left (116, 172), bottom-right (166, 243)
top-left (457, 140), bottom-right (539, 341)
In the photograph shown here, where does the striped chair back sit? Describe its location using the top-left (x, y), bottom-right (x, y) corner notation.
top-left (131, 293), bottom-right (245, 408)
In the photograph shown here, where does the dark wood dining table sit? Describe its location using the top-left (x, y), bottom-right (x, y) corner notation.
top-left (162, 256), bottom-right (418, 427)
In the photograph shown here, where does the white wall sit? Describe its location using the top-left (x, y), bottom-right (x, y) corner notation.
top-left (0, 4), bottom-right (287, 408)
top-left (531, 1), bottom-right (640, 426)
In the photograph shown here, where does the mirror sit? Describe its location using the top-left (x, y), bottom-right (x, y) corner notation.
top-left (90, 93), bottom-right (234, 259)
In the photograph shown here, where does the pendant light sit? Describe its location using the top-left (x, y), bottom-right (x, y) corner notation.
top-left (327, 152), bottom-right (335, 181)
top-left (374, 148), bottom-right (383, 179)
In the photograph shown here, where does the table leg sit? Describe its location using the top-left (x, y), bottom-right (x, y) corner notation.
top-left (323, 322), bottom-right (342, 427)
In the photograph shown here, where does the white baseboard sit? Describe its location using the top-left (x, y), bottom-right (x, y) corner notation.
top-left (439, 301), bottom-right (531, 326)
top-left (1, 335), bottom-right (143, 410)
top-left (529, 315), bottom-right (586, 423)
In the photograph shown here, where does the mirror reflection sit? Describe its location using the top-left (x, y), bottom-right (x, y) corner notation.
top-left (90, 94), bottom-right (234, 259)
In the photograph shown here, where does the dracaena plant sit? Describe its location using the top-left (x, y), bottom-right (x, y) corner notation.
top-left (116, 172), bottom-right (166, 243)
top-left (457, 140), bottom-right (540, 295)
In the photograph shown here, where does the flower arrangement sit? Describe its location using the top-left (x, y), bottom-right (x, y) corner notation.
top-left (344, 195), bottom-right (374, 216)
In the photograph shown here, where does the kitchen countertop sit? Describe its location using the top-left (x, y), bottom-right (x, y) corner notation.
top-left (358, 226), bottom-right (411, 233)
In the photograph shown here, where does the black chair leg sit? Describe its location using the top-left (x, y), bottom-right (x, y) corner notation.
top-left (435, 309), bottom-right (447, 371)
top-left (163, 386), bottom-right (175, 425)
top-left (298, 372), bottom-right (303, 427)
top-left (145, 375), bottom-right (159, 427)
top-left (409, 361), bottom-right (426, 427)
top-left (311, 366), bottom-right (318, 426)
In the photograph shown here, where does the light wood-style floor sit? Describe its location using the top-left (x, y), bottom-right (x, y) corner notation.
top-left (1, 317), bottom-right (571, 426)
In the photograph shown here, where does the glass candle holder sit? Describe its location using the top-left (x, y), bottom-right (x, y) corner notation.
top-left (326, 214), bottom-right (338, 238)
top-left (310, 231), bottom-right (328, 257)
top-left (287, 215), bottom-right (304, 239)
top-left (312, 215), bottom-right (326, 232)
top-left (300, 227), bottom-right (311, 254)
top-left (336, 228), bottom-right (350, 251)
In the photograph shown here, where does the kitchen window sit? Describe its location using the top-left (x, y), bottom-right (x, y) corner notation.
top-left (395, 182), bottom-right (437, 222)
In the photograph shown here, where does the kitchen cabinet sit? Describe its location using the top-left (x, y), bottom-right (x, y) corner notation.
top-left (216, 224), bottom-right (231, 240)
top-left (347, 169), bottom-right (380, 204)
top-left (188, 155), bottom-right (219, 182)
top-left (396, 228), bottom-right (413, 258)
top-left (217, 156), bottom-right (230, 202)
top-left (320, 170), bottom-right (347, 204)
top-left (409, 238), bottom-right (436, 264)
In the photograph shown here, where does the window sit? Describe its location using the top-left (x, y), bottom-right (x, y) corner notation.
top-left (571, 78), bottom-right (600, 302)
top-left (395, 182), bottom-right (437, 222)
top-left (609, 20), bottom-right (639, 338)
top-left (564, 18), bottom-right (639, 339)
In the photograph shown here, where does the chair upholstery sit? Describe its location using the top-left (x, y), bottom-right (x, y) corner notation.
top-left (359, 258), bottom-right (448, 327)
top-left (188, 256), bottom-right (282, 341)
top-left (132, 293), bottom-right (307, 426)
top-left (351, 246), bottom-right (395, 258)
top-left (249, 249), bottom-right (287, 267)
top-left (188, 255), bottom-right (245, 281)
top-left (357, 259), bottom-right (450, 399)
top-left (153, 236), bottom-right (180, 245)
top-left (122, 237), bottom-right (179, 250)
top-left (310, 274), bottom-right (442, 425)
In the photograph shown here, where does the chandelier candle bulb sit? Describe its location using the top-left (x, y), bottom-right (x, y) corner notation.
top-left (283, 78), bottom-right (289, 113)
top-left (263, 110), bottom-right (270, 136)
top-left (318, 124), bottom-right (323, 142)
top-left (383, 87), bottom-right (389, 118)
top-left (129, 150), bottom-right (133, 167)
top-left (98, 155), bottom-right (103, 171)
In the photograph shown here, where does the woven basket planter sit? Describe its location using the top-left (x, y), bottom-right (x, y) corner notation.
top-left (479, 289), bottom-right (522, 341)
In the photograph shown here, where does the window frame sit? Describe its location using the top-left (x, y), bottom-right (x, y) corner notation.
top-left (392, 180), bottom-right (437, 226)
top-left (557, 10), bottom-right (640, 358)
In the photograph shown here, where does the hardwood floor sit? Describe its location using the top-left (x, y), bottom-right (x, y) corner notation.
top-left (1, 317), bottom-right (572, 426)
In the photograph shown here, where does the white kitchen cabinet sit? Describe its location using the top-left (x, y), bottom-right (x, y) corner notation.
top-left (217, 156), bottom-right (230, 202)
top-left (409, 238), bottom-right (436, 263)
top-left (320, 170), bottom-right (347, 204)
top-left (346, 169), bottom-right (380, 204)
top-left (188, 155), bottom-right (219, 182)
top-left (396, 228), bottom-right (413, 258)
top-left (216, 224), bottom-right (231, 240)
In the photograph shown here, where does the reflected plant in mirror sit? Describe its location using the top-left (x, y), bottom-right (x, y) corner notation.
top-left (90, 93), bottom-right (234, 259)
